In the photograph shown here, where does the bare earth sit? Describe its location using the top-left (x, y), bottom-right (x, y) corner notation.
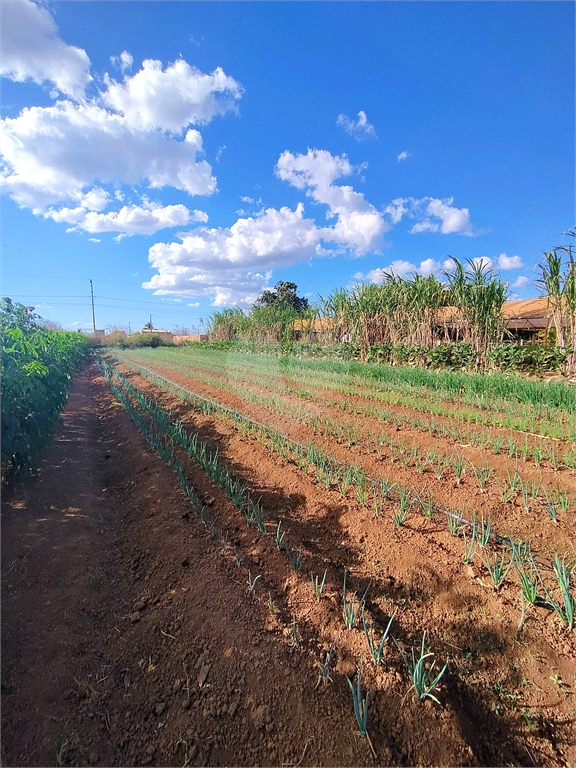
top-left (1, 362), bottom-right (574, 767)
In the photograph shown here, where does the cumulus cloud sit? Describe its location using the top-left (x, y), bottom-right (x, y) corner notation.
top-left (276, 149), bottom-right (388, 254)
top-left (384, 196), bottom-right (477, 236)
top-left (0, 0), bottom-right (92, 100)
top-left (498, 253), bottom-right (523, 270)
top-left (45, 202), bottom-right (207, 235)
top-left (145, 149), bottom-right (391, 305)
top-left (110, 51), bottom-right (134, 73)
top-left (512, 275), bottom-right (530, 289)
top-left (337, 111), bottom-right (377, 140)
top-left (0, 101), bottom-right (217, 211)
top-left (1, 3), bottom-right (242, 218)
top-left (397, 151), bottom-right (411, 162)
top-left (357, 257), bottom-right (455, 284)
top-left (101, 59), bottom-right (243, 133)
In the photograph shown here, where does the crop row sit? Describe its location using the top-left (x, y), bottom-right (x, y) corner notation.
top-left (1, 299), bottom-right (87, 482)
top-left (111, 353), bottom-right (574, 525)
top-left (99, 356), bottom-right (575, 746)
top-left (106, 355), bottom-right (573, 567)
top-left (129, 345), bottom-right (574, 422)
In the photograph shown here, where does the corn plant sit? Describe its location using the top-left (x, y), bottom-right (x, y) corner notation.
top-left (362, 609), bottom-right (396, 665)
top-left (398, 632), bottom-right (447, 704)
top-left (346, 662), bottom-right (369, 737)
top-left (311, 569), bottom-right (327, 601)
top-left (480, 550), bottom-right (513, 590)
top-left (342, 570), bottom-right (370, 630)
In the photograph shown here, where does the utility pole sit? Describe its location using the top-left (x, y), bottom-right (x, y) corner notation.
top-left (149, 314), bottom-right (153, 329)
top-left (128, 322), bottom-right (131, 335)
top-left (90, 279), bottom-right (96, 332)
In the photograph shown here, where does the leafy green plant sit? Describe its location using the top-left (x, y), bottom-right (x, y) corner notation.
top-left (284, 541), bottom-right (302, 571)
top-left (462, 524), bottom-right (476, 564)
top-left (346, 662), bottom-right (369, 737)
top-left (311, 569), bottom-right (327, 601)
top-left (398, 632), bottom-right (447, 704)
top-left (342, 570), bottom-right (370, 630)
top-left (362, 609), bottom-right (396, 665)
top-left (480, 550), bottom-right (513, 590)
top-left (247, 571), bottom-right (261, 597)
top-left (551, 556), bottom-right (574, 630)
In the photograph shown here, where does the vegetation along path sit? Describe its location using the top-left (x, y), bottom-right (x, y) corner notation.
top-left (2, 362), bottom-right (575, 767)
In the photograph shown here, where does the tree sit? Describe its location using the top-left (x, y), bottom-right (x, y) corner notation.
top-left (255, 281), bottom-right (309, 312)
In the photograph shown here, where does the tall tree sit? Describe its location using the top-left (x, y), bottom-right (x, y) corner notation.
top-left (255, 281), bottom-right (309, 312)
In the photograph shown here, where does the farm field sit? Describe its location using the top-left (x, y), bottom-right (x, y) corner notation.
top-left (98, 346), bottom-right (575, 766)
top-left (2, 353), bottom-right (574, 767)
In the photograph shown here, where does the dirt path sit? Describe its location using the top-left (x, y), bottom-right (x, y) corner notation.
top-left (0, 364), bottom-right (389, 767)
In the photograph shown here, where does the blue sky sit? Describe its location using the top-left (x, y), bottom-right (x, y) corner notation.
top-left (1, 1), bottom-right (574, 332)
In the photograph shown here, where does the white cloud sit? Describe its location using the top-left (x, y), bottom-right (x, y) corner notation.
top-left (240, 196), bottom-right (254, 204)
top-left (145, 149), bottom-right (393, 305)
top-left (276, 149), bottom-right (388, 254)
top-left (512, 275), bottom-right (529, 289)
top-left (215, 145), bottom-right (226, 162)
top-left (110, 51), bottom-right (133, 73)
top-left (45, 202), bottom-right (206, 235)
top-left (0, 101), bottom-right (217, 211)
top-left (101, 59), bottom-right (243, 133)
top-left (498, 253), bottom-right (523, 270)
top-left (0, 0), bottom-right (92, 100)
top-left (187, 301), bottom-right (200, 307)
top-left (336, 111), bottom-right (377, 140)
top-left (397, 151), bottom-right (411, 162)
top-left (384, 196), bottom-right (477, 236)
top-left (357, 257), bottom-right (452, 284)
top-left (88, 238), bottom-right (100, 243)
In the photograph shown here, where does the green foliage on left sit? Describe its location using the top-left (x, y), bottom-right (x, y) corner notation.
top-left (1, 298), bottom-right (87, 483)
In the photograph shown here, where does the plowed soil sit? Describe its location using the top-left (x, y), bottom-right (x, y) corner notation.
top-left (2, 361), bottom-right (575, 768)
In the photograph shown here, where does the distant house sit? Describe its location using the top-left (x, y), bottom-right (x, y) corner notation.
top-left (501, 298), bottom-right (559, 342)
top-left (292, 317), bottom-right (335, 342)
top-left (173, 334), bottom-right (209, 344)
top-left (140, 328), bottom-right (174, 342)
